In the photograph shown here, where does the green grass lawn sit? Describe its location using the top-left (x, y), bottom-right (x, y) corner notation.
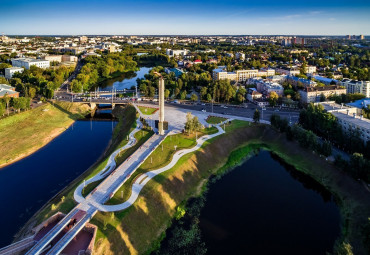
top-left (0, 102), bottom-right (90, 168)
top-left (138, 106), bottom-right (158, 115)
top-left (206, 116), bottom-right (228, 124)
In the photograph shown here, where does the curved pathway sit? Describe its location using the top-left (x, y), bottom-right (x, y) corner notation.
top-left (97, 121), bottom-right (228, 212)
top-left (74, 118), bottom-right (143, 204)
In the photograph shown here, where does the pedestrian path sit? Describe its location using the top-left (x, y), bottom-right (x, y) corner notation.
top-left (96, 121), bottom-right (228, 212)
top-left (74, 117), bottom-right (143, 204)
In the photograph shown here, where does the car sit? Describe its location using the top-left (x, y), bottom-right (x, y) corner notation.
top-left (202, 109), bottom-right (206, 112)
top-left (274, 109), bottom-right (280, 112)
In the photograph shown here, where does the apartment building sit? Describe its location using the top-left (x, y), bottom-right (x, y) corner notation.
top-left (339, 79), bottom-right (370, 97)
top-left (299, 86), bottom-right (346, 103)
top-left (11, 58), bottom-right (50, 69)
top-left (305, 65), bottom-right (317, 74)
top-left (5, 67), bottom-right (24, 79)
top-left (275, 67), bottom-right (300, 76)
top-left (213, 67), bottom-right (269, 82)
top-left (320, 102), bottom-right (370, 143)
top-left (165, 49), bottom-right (189, 57)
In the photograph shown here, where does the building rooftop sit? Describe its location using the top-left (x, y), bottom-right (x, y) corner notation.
top-left (303, 85), bottom-right (345, 92)
top-left (5, 67), bottom-right (24, 70)
top-left (332, 111), bottom-right (370, 131)
top-left (12, 57), bottom-right (49, 63)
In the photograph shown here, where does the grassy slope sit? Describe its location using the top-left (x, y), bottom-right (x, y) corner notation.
top-left (14, 105), bottom-right (138, 241)
top-left (92, 121), bottom-right (370, 255)
top-left (0, 101), bottom-right (91, 168)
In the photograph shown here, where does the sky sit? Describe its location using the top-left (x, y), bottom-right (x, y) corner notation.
top-left (1, 0), bottom-right (370, 35)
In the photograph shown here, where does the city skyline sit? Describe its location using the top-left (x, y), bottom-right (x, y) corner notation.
top-left (1, 0), bottom-right (370, 35)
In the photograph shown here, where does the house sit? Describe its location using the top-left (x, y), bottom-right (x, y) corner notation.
top-left (247, 88), bottom-right (262, 102)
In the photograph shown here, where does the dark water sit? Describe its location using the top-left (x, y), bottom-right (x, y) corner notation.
top-left (0, 113), bottom-right (117, 247)
top-left (199, 150), bottom-right (340, 255)
top-left (99, 67), bottom-right (151, 91)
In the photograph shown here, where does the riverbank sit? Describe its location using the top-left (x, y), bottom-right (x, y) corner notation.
top-left (0, 101), bottom-right (91, 169)
top-left (13, 105), bottom-right (136, 242)
top-left (91, 121), bottom-right (370, 255)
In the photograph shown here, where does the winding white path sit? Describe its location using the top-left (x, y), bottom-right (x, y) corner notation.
top-left (73, 118), bottom-right (143, 204)
top-left (98, 121), bottom-right (228, 212)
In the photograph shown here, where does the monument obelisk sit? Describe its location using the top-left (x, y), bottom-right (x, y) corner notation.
top-left (158, 77), bottom-right (165, 135)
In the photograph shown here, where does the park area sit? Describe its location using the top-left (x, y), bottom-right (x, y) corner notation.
top-left (138, 106), bottom-right (158, 115)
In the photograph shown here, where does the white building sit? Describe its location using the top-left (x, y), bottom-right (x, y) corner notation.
top-left (165, 49), bottom-right (189, 57)
top-left (339, 79), bottom-right (370, 97)
top-left (5, 67), bottom-right (24, 79)
top-left (320, 102), bottom-right (370, 143)
top-left (299, 86), bottom-right (346, 103)
top-left (305, 65), bottom-right (317, 74)
top-left (11, 58), bottom-right (50, 69)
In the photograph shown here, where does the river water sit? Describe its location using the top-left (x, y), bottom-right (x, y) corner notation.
top-left (0, 112), bottom-right (117, 247)
top-left (199, 150), bottom-right (340, 255)
top-left (98, 66), bottom-right (151, 91)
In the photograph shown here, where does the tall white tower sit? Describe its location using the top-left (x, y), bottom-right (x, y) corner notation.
top-left (158, 77), bottom-right (165, 135)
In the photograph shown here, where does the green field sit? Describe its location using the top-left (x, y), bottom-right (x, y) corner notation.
top-left (206, 115), bottom-right (228, 124)
top-left (0, 102), bottom-right (90, 168)
top-left (138, 106), bottom-right (158, 115)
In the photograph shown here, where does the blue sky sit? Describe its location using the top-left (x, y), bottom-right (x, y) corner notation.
top-left (1, 0), bottom-right (369, 35)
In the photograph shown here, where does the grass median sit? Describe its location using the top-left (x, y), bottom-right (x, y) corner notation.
top-left (138, 106), bottom-right (158, 115)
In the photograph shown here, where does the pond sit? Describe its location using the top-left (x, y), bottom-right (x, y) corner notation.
top-left (198, 150), bottom-right (340, 255)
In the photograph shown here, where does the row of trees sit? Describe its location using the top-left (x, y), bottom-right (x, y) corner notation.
top-left (0, 96), bottom-right (30, 116)
top-left (270, 114), bottom-right (332, 157)
top-left (299, 103), bottom-right (370, 156)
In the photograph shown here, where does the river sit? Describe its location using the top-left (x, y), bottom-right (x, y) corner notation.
top-left (0, 111), bottom-right (117, 247)
top-left (98, 66), bottom-right (151, 91)
top-left (199, 150), bottom-right (340, 254)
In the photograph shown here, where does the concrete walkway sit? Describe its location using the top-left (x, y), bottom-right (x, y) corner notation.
top-left (97, 121), bottom-right (228, 212)
top-left (74, 117), bottom-right (143, 204)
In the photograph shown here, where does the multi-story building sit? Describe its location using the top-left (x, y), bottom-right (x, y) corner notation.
top-left (165, 49), bottom-right (189, 57)
top-left (275, 67), bottom-right (300, 76)
top-left (299, 86), bottom-right (346, 103)
top-left (305, 65), bottom-right (317, 74)
top-left (43, 55), bottom-right (63, 62)
top-left (5, 67), bottom-right (24, 79)
top-left (320, 102), bottom-right (370, 143)
top-left (235, 70), bottom-right (259, 81)
top-left (212, 69), bottom-right (237, 81)
top-left (258, 68), bottom-right (276, 77)
top-left (11, 58), bottom-right (50, 69)
top-left (339, 79), bottom-right (370, 97)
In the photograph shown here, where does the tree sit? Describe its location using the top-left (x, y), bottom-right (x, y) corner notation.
top-left (200, 87), bottom-right (207, 99)
top-left (3, 94), bottom-right (10, 115)
top-left (206, 93), bottom-right (212, 102)
top-left (164, 89), bottom-right (170, 99)
top-left (180, 90), bottom-right (187, 100)
top-left (268, 91), bottom-right (279, 107)
top-left (190, 93), bottom-right (198, 102)
top-left (0, 102), bottom-right (5, 116)
top-left (320, 93), bottom-right (326, 102)
top-left (253, 109), bottom-right (260, 123)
